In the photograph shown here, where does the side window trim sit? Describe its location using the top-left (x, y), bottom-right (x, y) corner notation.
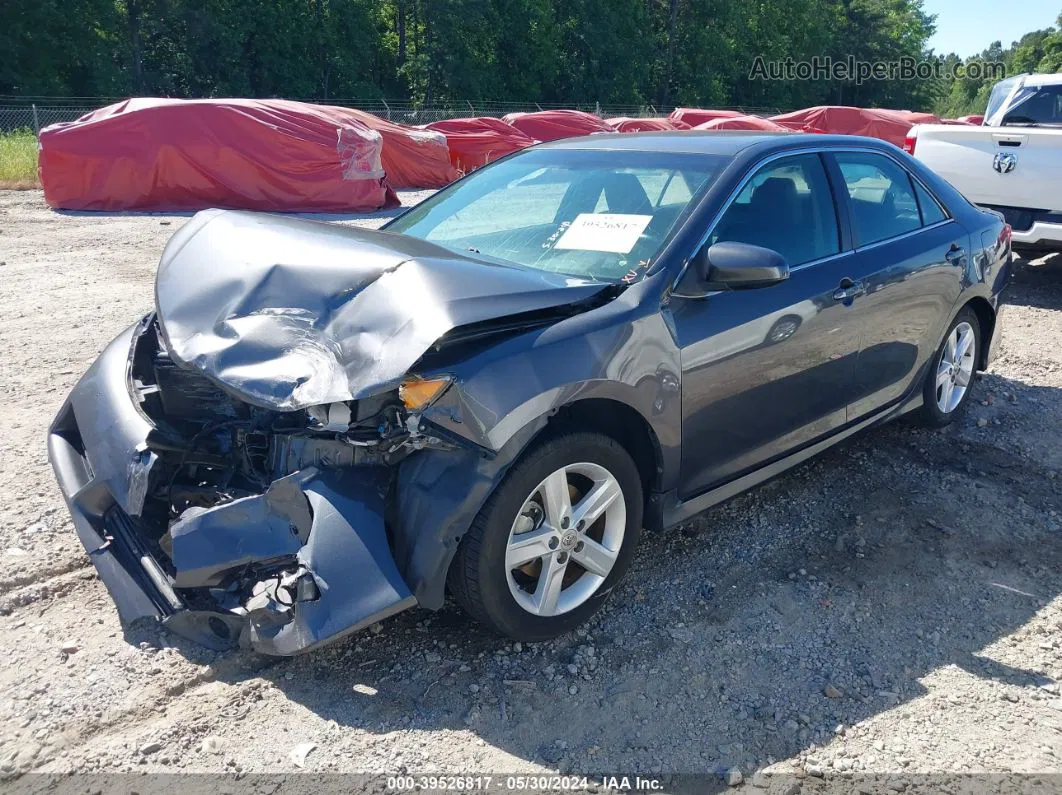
top-left (672, 144), bottom-right (941, 292)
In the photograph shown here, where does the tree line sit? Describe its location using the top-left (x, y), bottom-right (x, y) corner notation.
top-left (1, 0), bottom-right (1059, 115)
top-left (936, 22), bottom-right (1062, 117)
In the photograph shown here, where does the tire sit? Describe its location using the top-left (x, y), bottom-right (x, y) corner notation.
top-left (917, 307), bottom-right (981, 428)
top-left (447, 431), bottom-right (643, 642)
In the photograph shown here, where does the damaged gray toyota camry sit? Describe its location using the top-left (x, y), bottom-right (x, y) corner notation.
top-left (49, 132), bottom-right (1012, 655)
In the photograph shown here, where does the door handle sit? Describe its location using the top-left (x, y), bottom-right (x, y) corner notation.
top-left (945, 244), bottom-right (966, 265)
top-left (833, 277), bottom-right (866, 301)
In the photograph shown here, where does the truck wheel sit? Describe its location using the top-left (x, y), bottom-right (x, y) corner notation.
top-left (448, 432), bottom-right (642, 642)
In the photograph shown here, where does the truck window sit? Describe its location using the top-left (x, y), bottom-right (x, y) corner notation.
top-left (1001, 85), bottom-right (1062, 126)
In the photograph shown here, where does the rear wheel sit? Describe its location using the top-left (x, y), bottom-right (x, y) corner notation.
top-left (448, 432), bottom-right (642, 642)
top-left (917, 307), bottom-right (980, 427)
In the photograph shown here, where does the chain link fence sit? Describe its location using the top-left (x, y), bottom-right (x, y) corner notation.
top-left (0, 97), bottom-right (782, 135)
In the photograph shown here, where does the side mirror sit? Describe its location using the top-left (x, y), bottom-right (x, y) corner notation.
top-left (695, 241), bottom-right (790, 288)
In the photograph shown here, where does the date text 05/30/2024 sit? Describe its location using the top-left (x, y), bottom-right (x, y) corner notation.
top-left (386, 775), bottom-right (664, 791)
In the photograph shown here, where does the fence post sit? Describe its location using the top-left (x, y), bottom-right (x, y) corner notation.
top-left (32, 103), bottom-right (40, 135)
top-left (381, 98), bottom-right (390, 121)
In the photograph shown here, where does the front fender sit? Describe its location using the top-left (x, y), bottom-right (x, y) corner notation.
top-left (393, 417), bottom-right (547, 609)
top-left (393, 276), bottom-right (682, 609)
top-left (422, 279), bottom-right (680, 479)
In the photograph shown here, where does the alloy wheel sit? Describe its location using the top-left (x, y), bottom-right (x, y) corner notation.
top-left (935, 320), bottom-right (976, 413)
top-left (504, 462), bottom-right (626, 617)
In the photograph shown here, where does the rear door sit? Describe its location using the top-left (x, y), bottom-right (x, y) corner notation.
top-left (671, 152), bottom-right (863, 498)
top-left (827, 150), bottom-right (967, 419)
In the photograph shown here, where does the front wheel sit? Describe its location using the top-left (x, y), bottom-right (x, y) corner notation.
top-left (448, 432), bottom-right (643, 642)
top-left (917, 307), bottom-right (980, 427)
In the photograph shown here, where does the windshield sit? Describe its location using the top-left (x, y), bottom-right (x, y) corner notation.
top-left (385, 148), bottom-right (726, 282)
top-left (985, 76), bottom-right (1020, 123)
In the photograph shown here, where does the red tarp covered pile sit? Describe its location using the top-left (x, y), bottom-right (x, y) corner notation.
top-left (38, 98), bottom-right (400, 212)
top-left (769, 106), bottom-right (941, 148)
top-left (502, 110), bottom-right (613, 141)
top-left (423, 117), bottom-right (537, 172)
top-left (606, 116), bottom-right (690, 132)
top-left (668, 108), bottom-right (744, 127)
top-left (334, 107), bottom-right (458, 189)
top-left (694, 115), bottom-right (790, 132)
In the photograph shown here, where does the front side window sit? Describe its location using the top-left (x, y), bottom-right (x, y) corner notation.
top-left (386, 149), bottom-right (726, 283)
top-left (710, 153), bottom-right (840, 266)
top-left (835, 152), bottom-right (921, 246)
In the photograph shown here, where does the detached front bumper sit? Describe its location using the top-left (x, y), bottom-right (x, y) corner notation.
top-left (47, 324), bottom-right (416, 655)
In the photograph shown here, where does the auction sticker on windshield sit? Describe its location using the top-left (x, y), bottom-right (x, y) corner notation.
top-left (554, 213), bottom-right (652, 253)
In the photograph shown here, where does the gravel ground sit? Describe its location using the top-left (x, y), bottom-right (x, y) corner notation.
top-left (0, 189), bottom-right (1060, 790)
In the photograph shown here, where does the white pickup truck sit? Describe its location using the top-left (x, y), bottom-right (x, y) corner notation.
top-left (905, 73), bottom-right (1062, 255)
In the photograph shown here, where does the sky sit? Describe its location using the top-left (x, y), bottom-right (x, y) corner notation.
top-left (923, 0), bottom-right (1059, 57)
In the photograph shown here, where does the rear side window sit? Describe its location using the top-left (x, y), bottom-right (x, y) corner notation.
top-left (711, 154), bottom-right (840, 266)
top-left (835, 152), bottom-right (920, 246)
top-left (913, 178), bottom-right (947, 225)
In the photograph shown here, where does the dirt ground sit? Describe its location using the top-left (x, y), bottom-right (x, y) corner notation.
top-left (0, 189), bottom-right (1060, 790)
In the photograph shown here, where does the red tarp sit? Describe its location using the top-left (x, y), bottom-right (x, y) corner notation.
top-left (423, 117), bottom-right (537, 172)
top-left (334, 107), bottom-right (459, 189)
top-left (769, 106), bottom-right (940, 148)
top-left (38, 98), bottom-right (398, 212)
top-left (606, 116), bottom-right (690, 132)
top-left (502, 110), bottom-right (613, 141)
top-left (958, 114), bottom-right (985, 125)
top-left (694, 115), bottom-right (790, 132)
top-left (668, 108), bottom-right (744, 127)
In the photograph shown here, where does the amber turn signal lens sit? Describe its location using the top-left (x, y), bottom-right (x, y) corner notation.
top-left (399, 376), bottom-right (451, 410)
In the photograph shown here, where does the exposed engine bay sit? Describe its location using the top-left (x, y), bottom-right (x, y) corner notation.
top-left (117, 316), bottom-right (461, 650)
top-left (133, 315), bottom-right (437, 511)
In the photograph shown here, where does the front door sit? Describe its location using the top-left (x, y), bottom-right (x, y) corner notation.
top-left (670, 152), bottom-right (863, 499)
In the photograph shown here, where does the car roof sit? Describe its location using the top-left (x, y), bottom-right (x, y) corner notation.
top-left (537, 131), bottom-right (897, 157)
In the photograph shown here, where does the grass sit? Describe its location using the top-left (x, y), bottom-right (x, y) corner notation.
top-left (0, 129), bottom-right (40, 188)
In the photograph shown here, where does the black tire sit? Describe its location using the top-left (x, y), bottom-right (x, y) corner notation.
top-left (917, 306), bottom-right (981, 428)
top-left (447, 431), bottom-right (643, 642)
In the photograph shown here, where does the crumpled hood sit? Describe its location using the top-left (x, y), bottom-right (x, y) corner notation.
top-left (155, 209), bottom-right (606, 410)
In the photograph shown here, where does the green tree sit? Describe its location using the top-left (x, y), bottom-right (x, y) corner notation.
top-left (0, 0), bottom-right (120, 95)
